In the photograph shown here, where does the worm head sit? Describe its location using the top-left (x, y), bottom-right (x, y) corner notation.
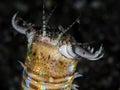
top-left (59, 44), bottom-right (104, 60)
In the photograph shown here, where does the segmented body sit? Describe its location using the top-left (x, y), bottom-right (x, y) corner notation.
top-left (12, 4), bottom-right (104, 90)
top-left (22, 41), bottom-right (78, 90)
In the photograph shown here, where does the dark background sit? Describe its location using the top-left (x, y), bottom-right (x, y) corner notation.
top-left (0, 0), bottom-right (120, 90)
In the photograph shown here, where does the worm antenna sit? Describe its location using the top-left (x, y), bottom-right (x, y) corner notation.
top-left (65, 18), bottom-right (80, 33)
top-left (46, 5), bottom-right (57, 25)
top-left (57, 18), bottom-right (80, 44)
top-left (42, 1), bottom-right (46, 37)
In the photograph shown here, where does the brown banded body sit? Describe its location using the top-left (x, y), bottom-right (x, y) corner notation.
top-left (21, 41), bottom-right (78, 90)
top-left (12, 4), bottom-right (104, 90)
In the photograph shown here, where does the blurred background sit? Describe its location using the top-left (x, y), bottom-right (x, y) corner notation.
top-left (0, 0), bottom-right (120, 90)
